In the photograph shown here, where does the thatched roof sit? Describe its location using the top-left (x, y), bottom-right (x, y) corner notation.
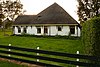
top-left (14, 3), bottom-right (78, 25)
top-left (14, 15), bottom-right (35, 24)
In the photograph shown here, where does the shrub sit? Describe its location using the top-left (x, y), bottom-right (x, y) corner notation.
top-left (82, 16), bottom-right (100, 56)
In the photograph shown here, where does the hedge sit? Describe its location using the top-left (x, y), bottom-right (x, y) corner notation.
top-left (82, 16), bottom-right (100, 56)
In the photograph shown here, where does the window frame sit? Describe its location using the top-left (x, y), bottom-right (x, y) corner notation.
top-left (17, 26), bottom-right (21, 33)
top-left (23, 27), bottom-right (27, 33)
top-left (36, 26), bottom-right (41, 34)
top-left (70, 26), bottom-right (75, 34)
top-left (57, 26), bottom-right (62, 31)
top-left (44, 26), bottom-right (48, 34)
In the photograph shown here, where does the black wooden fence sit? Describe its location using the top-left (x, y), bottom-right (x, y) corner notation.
top-left (0, 45), bottom-right (100, 67)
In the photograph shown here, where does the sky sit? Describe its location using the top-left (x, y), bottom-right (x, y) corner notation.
top-left (21, 0), bottom-right (79, 22)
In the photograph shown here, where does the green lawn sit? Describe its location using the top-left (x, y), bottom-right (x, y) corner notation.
top-left (0, 36), bottom-right (83, 53)
top-left (0, 29), bottom-right (83, 66)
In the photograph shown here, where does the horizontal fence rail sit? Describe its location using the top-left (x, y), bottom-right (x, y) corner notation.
top-left (0, 45), bottom-right (100, 67)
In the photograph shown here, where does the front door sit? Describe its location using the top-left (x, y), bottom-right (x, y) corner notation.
top-left (44, 26), bottom-right (48, 35)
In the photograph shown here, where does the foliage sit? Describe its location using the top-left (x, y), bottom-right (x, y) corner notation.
top-left (14, 34), bottom-right (80, 40)
top-left (77, 0), bottom-right (100, 22)
top-left (82, 16), bottom-right (100, 56)
top-left (0, 14), bottom-right (5, 26)
top-left (0, 0), bottom-right (23, 33)
top-left (0, 28), bottom-right (12, 37)
top-left (4, 18), bottom-right (13, 29)
top-left (0, 0), bottom-right (23, 21)
top-left (0, 19), bottom-right (3, 25)
top-left (5, 21), bottom-right (12, 29)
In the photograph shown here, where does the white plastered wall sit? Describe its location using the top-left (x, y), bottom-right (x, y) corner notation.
top-left (13, 25), bottom-right (81, 37)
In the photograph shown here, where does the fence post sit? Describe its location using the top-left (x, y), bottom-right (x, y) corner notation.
top-left (8, 44), bottom-right (11, 57)
top-left (36, 47), bottom-right (39, 62)
top-left (76, 51), bottom-right (79, 67)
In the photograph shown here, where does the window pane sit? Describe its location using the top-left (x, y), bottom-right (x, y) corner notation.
top-left (17, 26), bottom-right (21, 33)
top-left (37, 28), bottom-right (41, 34)
top-left (70, 26), bottom-right (75, 34)
top-left (58, 26), bottom-right (62, 31)
top-left (44, 26), bottom-right (48, 34)
top-left (23, 27), bottom-right (27, 33)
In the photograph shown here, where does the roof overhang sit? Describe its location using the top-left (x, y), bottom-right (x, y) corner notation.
top-left (12, 24), bottom-right (78, 26)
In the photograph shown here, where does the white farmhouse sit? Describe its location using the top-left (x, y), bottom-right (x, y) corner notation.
top-left (13, 3), bottom-right (81, 36)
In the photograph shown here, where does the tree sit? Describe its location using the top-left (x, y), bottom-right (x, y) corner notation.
top-left (1, 0), bottom-right (23, 21)
top-left (82, 16), bottom-right (100, 64)
top-left (0, 0), bottom-right (23, 25)
top-left (77, 0), bottom-right (100, 23)
top-left (0, 2), bottom-right (5, 26)
top-left (0, 14), bottom-right (5, 26)
top-left (0, 0), bottom-right (23, 35)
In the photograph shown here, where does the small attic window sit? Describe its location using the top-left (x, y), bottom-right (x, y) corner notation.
top-left (37, 16), bottom-right (41, 20)
top-left (38, 16), bottom-right (41, 17)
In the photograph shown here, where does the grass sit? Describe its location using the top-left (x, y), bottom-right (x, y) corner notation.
top-left (0, 29), bottom-right (83, 67)
top-left (0, 36), bottom-right (83, 53)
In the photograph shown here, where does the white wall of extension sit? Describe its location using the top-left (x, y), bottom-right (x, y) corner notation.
top-left (13, 25), bottom-right (80, 37)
